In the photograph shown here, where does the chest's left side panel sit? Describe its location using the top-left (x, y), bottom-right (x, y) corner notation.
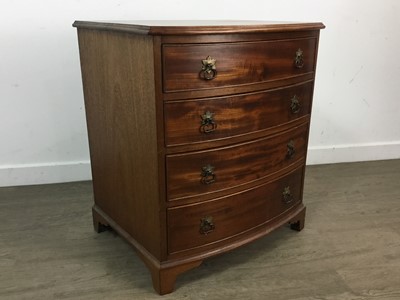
top-left (76, 29), bottom-right (165, 260)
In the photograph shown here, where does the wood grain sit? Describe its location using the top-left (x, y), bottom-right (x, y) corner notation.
top-left (165, 81), bottom-right (314, 146)
top-left (166, 123), bottom-right (308, 201)
top-left (162, 38), bottom-right (317, 92)
top-left (77, 29), bottom-right (162, 259)
top-left (167, 167), bottom-right (304, 254)
top-left (73, 20), bottom-right (325, 35)
top-left (74, 21), bottom-right (323, 294)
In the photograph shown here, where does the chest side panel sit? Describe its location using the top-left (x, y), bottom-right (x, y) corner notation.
top-left (77, 29), bottom-right (162, 258)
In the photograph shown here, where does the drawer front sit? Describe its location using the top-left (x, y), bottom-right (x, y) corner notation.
top-left (163, 38), bottom-right (317, 93)
top-left (167, 167), bottom-right (303, 254)
top-left (166, 123), bottom-right (308, 201)
top-left (165, 81), bottom-right (314, 146)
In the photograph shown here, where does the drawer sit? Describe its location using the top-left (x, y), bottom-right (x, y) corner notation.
top-left (162, 38), bottom-right (317, 93)
top-left (165, 81), bottom-right (314, 146)
top-left (166, 122), bottom-right (308, 201)
top-left (167, 167), bottom-right (303, 254)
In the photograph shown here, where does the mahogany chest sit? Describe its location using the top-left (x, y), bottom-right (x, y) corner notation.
top-left (73, 20), bottom-right (324, 294)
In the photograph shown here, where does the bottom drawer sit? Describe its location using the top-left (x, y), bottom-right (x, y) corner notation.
top-left (167, 167), bottom-right (304, 254)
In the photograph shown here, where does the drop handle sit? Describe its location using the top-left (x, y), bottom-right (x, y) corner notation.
top-left (294, 48), bottom-right (304, 69)
top-left (199, 216), bottom-right (215, 235)
top-left (200, 111), bottom-right (217, 134)
top-left (200, 56), bottom-right (217, 80)
top-left (282, 186), bottom-right (294, 204)
top-left (286, 140), bottom-right (296, 159)
top-left (201, 164), bottom-right (216, 185)
top-left (290, 95), bottom-right (301, 114)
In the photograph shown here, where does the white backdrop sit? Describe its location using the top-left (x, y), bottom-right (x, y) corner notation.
top-left (1, 0), bottom-right (399, 186)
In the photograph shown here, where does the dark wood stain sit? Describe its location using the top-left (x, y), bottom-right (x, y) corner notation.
top-left (166, 123), bottom-right (308, 201)
top-left (165, 81), bottom-right (314, 146)
top-left (163, 38), bottom-right (317, 92)
top-left (77, 29), bottom-right (162, 259)
top-left (168, 167), bottom-right (304, 254)
top-left (74, 21), bottom-right (324, 295)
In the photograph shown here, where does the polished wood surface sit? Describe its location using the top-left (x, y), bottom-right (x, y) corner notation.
top-left (73, 20), bottom-right (325, 35)
top-left (164, 81), bottom-right (314, 146)
top-left (74, 21), bottom-right (323, 294)
top-left (162, 38), bottom-right (317, 92)
top-left (77, 29), bottom-right (163, 259)
top-left (2, 160), bottom-right (399, 299)
top-left (167, 167), bottom-right (304, 254)
top-left (166, 123), bottom-right (308, 201)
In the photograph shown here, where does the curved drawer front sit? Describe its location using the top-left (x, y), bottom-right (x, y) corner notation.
top-left (167, 167), bottom-right (303, 254)
top-left (166, 123), bottom-right (308, 201)
top-left (165, 81), bottom-right (314, 146)
top-left (163, 38), bottom-right (317, 93)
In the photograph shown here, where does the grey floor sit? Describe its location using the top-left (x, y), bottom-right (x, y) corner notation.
top-left (1, 160), bottom-right (400, 300)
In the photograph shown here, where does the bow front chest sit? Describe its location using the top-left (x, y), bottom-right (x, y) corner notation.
top-left (73, 20), bottom-right (324, 295)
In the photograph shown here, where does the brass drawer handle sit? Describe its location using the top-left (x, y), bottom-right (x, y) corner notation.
top-left (201, 164), bottom-right (216, 185)
top-left (290, 95), bottom-right (301, 114)
top-left (200, 56), bottom-right (217, 80)
top-left (200, 111), bottom-right (217, 133)
top-left (294, 48), bottom-right (304, 69)
top-left (200, 216), bottom-right (215, 235)
top-left (286, 140), bottom-right (295, 159)
top-left (282, 186), bottom-right (294, 204)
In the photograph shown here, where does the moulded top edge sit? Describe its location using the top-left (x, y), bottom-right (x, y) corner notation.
top-left (72, 20), bottom-right (325, 35)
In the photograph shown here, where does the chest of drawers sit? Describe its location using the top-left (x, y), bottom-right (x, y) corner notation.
top-left (73, 20), bottom-right (324, 295)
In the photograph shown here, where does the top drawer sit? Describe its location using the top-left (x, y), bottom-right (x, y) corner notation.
top-left (162, 37), bottom-right (317, 93)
